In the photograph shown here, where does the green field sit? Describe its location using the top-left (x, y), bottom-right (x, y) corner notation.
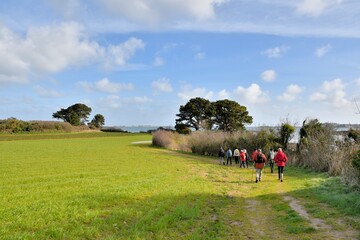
top-left (1, 133), bottom-right (359, 239)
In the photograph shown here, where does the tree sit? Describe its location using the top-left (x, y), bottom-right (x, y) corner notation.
top-left (175, 123), bottom-right (191, 134)
top-left (212, 99), bottom-right (253, 132)
top-left (88, 114), bottom-right (105, 129)
top-left (175, 97), bottom-right (214, 131)
top-left (278, 123), bottom-right (295, 149)
top-left (52, 103), bottom-right (92, 126)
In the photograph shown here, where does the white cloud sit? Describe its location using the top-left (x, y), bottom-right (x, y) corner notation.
top-left (99, 0), bottom-right (226, 26)
top-left (21, 22), bottom-right (99, 73)
top-left (296, 0), bottom-right (343, 17)
top-left (218, 89), bottom-right (230, 99)
top-left (125, 96), bottom-right (153, 104)
top-left (177, 84), bottom-right (214, 101)
top-left (152, 78), bottom-right (173, 94)
top-left (154, 56), bottom-right (164, 66)
top-left (105, 37), bottom-right (145, 69)
top-left (98, 95), bottom-right (121, 109)
top-left (277, 84), bottom-right (303, 102)
top-left (33, 86), bottom-right (62, 98)
top-left (47, 0), bottom-right (81, 18)
top-left (234, 83), bottom-right (269, 104)
top-left (78, 78), bottom-right (134, 93)
top-left (356, 78), bottom-right (360, 87)
top-left (315, 44), bottom-right (332, 57)
top-left (261, 70), bottom-right (277, 82)
top-left (0, 23), bottom-right (145, 84)
top-left (310, 78), bottom-right (350, 108)
top-left (262, 46), bottom-right (289, 58)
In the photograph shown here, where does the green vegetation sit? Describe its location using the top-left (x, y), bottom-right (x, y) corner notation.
top-left (175, 97), bottom-right (253, 132)
top-left (1, 133), bottom-right (359, 239)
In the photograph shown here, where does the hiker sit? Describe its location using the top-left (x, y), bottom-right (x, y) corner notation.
top-left (233, 147), bottom-right (240, 165)
top-left (268, 148), bottom-right (275, 173)
top-left (240, 149), bottom-right (247, 168)
top-left (226, 148), bottom-right (233, 165)
top-left (218, 147), bottom-right (225, 165)
top-left (244, 149), bottom-right (250, 168)
top-left (253, 149), bottom-right (267, 183)
top-left (274, 148), bottom-right (288, 182)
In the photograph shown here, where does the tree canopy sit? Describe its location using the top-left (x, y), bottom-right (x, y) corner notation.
top-left (88, 114), bottom-right (105, 129)
top-left (175, 97), bottom-right (214, 131)
top-left (212, 99), bottom-right (253, 132)
top-left (52, 103), bottom-right (92, 126)
top-left (175, 98), bottom-right (253, 133)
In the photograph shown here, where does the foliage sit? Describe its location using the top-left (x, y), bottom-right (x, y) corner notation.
top-left (278, 122), bottom-right (296, 149)
top-left (175, 97), bottom-right (214, 131)
top-left (52, 103), bottom-right (92, 126)
top-left (0, 118), bottom-right (83, 133)
top-left (174, 123), bottom-right (191, 134)
top-left (212, 99), bottom-right (253, 132)
top-left (175, 98), bottom-right (253, 133)
top-left (348, 128), bottom-right (360, 143)
top-left (352, 149), bottom-right (360, 177)
top-left (88, 114), bottom-right (105, 129)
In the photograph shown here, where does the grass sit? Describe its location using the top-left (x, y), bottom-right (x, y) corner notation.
top-left (0, 132), bottom-right (359, 239)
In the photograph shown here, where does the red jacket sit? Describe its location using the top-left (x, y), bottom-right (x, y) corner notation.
top-left (274, 150), bottom-right (288, 167)
top-left (240, 152), bottom-right (246, 162)
top-left (252, 152), bottom-right (267, 169)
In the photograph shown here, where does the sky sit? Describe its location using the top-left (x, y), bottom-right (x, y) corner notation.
top-left (0, 0), bottom-right (360, 127)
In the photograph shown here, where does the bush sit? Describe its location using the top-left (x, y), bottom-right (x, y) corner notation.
top-left (352, 149), bottom-right (360, 176)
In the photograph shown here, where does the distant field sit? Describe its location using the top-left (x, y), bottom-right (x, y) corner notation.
top-left (0, 133), bottom-right (359, 239)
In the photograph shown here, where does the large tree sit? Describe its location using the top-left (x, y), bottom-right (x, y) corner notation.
top-left (88, 114), bottom-right (105, 129)
top-left (175, 97), bottom-right (214, 131)
top-left (52, 103), bottom-right (92, 126)
top-left (212, 99), bottom-right (253, 132)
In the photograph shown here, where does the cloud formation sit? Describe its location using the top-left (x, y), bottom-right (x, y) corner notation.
top-left (152, 78), bottom-right (173, 94)
top-left (315, 44), bottom-right (332, 57)
top-left (262, 46), bottom-right (289, 58)
top-left (310, 78), bottom-right (350, 108)
top-left (178, 84), bottom-right (214, 101)
top-left (296, 0), bottom-right (343, 17)
top-left (78, 78), bottom-right (134, 93)
top-left (234, 83), bottom-right (269, 104)
top-left (277, 84), bottom-right (303, 102)
top-left (99, 0), bottom-right (225, 26)
top-left (0, 23), bottom-right (145, 85)
top-left (261, 70), bottom-right (277, 82)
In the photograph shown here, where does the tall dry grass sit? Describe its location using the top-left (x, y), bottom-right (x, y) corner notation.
top-left (152, 129), bottom-right (282, 157)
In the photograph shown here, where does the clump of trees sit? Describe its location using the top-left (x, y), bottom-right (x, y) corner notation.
top-left (175, 97), bottom-right (253, 133)
top-left (52, 103), bottom-right (105, 129)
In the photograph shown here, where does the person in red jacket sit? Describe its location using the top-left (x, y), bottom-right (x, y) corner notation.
top-left (274, 148), bottom-right (288, 182)
top-left (252, 149), bottom-right (267, 183)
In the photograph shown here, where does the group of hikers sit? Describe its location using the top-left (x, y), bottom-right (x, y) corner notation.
top-left (218, 146), bottom-right (288, 183)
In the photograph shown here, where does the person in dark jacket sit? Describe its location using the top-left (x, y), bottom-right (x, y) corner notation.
top-left (218, 147), bottom-right (225, 165)
top-left (252, 149), bottom-right (267, 183)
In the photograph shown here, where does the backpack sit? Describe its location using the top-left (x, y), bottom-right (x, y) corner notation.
top-left (256, 153), bottom-right (264, 163)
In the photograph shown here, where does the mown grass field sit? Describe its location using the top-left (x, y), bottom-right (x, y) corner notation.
top-left (0, 132), bottom-right (359, 239)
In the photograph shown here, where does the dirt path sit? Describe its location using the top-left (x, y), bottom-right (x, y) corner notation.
top-left (284, 195), bottom-right (358, 240)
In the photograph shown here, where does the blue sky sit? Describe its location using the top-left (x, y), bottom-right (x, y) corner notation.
top-left (1, 0), bottom-right (360, 127)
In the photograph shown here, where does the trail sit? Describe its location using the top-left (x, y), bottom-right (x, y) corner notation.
top-left (189, 157), bottom-right (360, 240)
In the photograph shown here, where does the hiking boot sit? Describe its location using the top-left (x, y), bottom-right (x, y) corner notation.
top-left (255, 179), bottom-right (258, 183)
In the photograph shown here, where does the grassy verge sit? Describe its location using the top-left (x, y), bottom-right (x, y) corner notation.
top-left (0, 133), bottom-right (359, 239)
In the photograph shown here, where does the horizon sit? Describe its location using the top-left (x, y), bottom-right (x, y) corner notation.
top-left (1, 1), bottom-right (360, 126)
